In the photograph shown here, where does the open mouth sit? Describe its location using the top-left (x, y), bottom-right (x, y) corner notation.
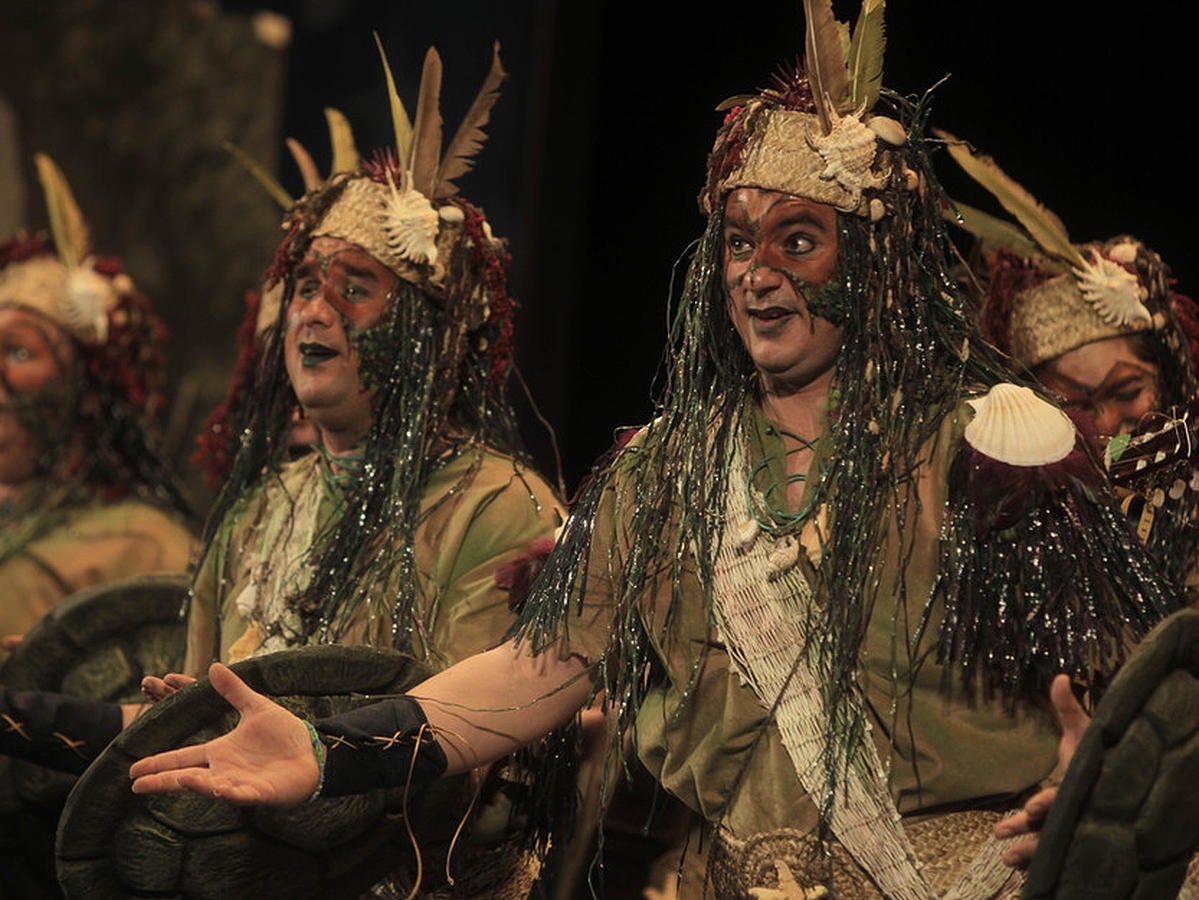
top-left (748, 307), bottom-right (793, 322)
top-left (298, 342), bottom-right (338, 365)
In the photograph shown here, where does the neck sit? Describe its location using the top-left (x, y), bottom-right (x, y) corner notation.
top-left (758, 368), bottom-right (836, 440)
top-left (317, 425), bottom-right (367, 459)
top-left (757, 369), bottom-right (835, 511)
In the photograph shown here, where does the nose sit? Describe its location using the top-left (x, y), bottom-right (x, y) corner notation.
top-left (744, 259), bottom-right (781, 293)
top-left (294, 285), bottom-right (338, 328)
top-left (1093, 403), bottom-right (1135, 439)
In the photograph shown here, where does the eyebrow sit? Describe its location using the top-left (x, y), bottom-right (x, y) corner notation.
top-left (1045, 365), bottom-right (1155, 399)
top-left (337, 261), bottom-right (382, 282)
top-left (725, 205), bottom-right (832, 235)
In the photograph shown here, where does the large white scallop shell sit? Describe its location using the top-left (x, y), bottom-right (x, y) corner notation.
top-left (964, 382), bottom-right (1077, 466)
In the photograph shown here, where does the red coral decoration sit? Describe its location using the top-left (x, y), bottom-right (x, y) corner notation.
top-left (1170, 288), bottom-right (1199, 375)
top-left (460, 202), bottom-right (517, 389)
top-left (0, 233), bottom-right (53, 266)
top-left (494, 536), bottom-right (558, 612)
top-left (191, 289), bottom-right (265, 487)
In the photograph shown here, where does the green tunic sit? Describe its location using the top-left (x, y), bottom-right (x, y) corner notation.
top-left (556, 397), bottom-right (1089, 893)
top-left (0, 498), bottom-right (198, 667)
top-left (184, 445), bottom-right (564, 676)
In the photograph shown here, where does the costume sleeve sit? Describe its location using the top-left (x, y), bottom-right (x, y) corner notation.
top-left (183, 506), bottom-right (241, 678)
top-left (0, 687), bottom-right (122, 775)
top-left (508, 437), bottom-right (639, 667)
top-left (422, 459), bottom-right (566, 667)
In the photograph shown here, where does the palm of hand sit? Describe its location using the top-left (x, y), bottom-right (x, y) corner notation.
top-left (198, 693), bottom-right (319, 806)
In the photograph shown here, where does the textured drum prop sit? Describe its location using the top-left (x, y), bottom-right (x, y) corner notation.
top-left (54, 644), bottom-right (474, 900)
top-left (1022, 608), bottom-right (1199, 900)
top-left (0, 572), bottom-right (190, 900)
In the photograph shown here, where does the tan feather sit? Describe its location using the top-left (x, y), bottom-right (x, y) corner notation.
top-left (942, 197), bottom-right (1050, 265)
top-left (285, 137), bottom-right (323, 194)
top-left (934, 129), bottom-right (1086, 269)
top-left (715, 93), bottom-right (756, 112)
top-left (846, 0), bottom-right (886, 114)
top-left (324, 107), bottom-right (360, 176)
top-left (374, 32), bottom-right (413, 167)
top-left (33, 153), bottom-right (90, 268)
top-left (224, 141), bottom-right (294, 210)
top-left (435, 41), bottom-right (506, 200)
top-left (409, 46), bottom-right (445, 198)
top-left (803, 0), bottom-right (850, 131)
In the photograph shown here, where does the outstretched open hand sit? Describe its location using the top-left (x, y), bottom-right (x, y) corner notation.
top-left (993, 673), bottom-right (1090, 869)
top-left (129, 661), bottom-right (320, 807)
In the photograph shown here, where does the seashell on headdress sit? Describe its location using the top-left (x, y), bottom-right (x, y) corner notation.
top-left (0, 154), bottom-right (120, 345)
top-left (936, 130), bottom-right (1159, 368)
top-left (308, 35), bottom-right (507, 290)
top-left (706, 0), bottom-right (910, 222)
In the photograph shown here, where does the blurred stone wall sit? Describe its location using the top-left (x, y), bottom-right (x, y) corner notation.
top-left (0, 0), bottom-right (289, 517)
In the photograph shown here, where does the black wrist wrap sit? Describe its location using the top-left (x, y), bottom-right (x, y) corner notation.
top-left (0, 688), bottom-right (123, 775)
top-left (314, 695), bottom-right (448, 797)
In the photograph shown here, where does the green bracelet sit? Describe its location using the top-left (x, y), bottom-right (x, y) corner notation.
top-left (304, 720), bottom-right (327, 802)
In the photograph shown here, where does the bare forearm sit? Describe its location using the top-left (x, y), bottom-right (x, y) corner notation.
top-left (410, 639), bottom-right (594, 774)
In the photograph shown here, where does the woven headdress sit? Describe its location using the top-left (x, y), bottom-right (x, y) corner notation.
top-left (702, 0), bottom-right (912, 222)
top-left (267, 37), bottom-right (508, 310)
top-left (937, 129), bottom-right (1199, 399)
top-left (0, 154), bottom-right (123, 345)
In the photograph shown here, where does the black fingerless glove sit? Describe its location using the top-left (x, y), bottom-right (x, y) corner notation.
top-left (313, 695), bottom-right (448, 798)
top-left (0, 687), bottom-right (123, 775)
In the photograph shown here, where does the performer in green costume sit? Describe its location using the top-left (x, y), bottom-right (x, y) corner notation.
top-left (0, 154), bottom-right (197, 665)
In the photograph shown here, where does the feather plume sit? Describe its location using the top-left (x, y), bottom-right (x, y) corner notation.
top-left (934, 129), bottom-right (1086, 269)
top-left (846, 0), bottom-right (886, 114)
top-left (803, 0), bottom-right (850, 131)
top-left (374, 32), bottom-right (413, 169)
top-left (285, 137), bottom-right (323, 194)
top-left (324, 107), bottom-right (359, 176)
top-left (34, 153), bottom-right (90, 268)
top-left (224, 141), bottom-right (294, 210)
top-left (942, 197), bottom-right (1044, 262)
top-left (435, 41), bottom-right (506, 199)
top-left (409, 47), bottom-right (445, 198)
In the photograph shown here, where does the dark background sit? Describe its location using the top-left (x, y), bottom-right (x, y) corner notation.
top-left (3, 0), bottom-right (1192, 511)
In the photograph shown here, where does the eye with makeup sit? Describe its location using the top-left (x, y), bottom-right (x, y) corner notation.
top-left (725, 231), bottom-right (753, 261)
top-left (1106, 376), bottom-right (1156, 405)
top-left (295, 277), bottom-right (321, 302)
top-left (3, 341), bottom-right (34, 365)
top-left (334, 275), bottom-right (379, 304)
top-left (782, 229), bottom-right (817, 258)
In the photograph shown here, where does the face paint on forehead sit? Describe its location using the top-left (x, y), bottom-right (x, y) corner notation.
top-left (305, 244), bottom-right (340, 275)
